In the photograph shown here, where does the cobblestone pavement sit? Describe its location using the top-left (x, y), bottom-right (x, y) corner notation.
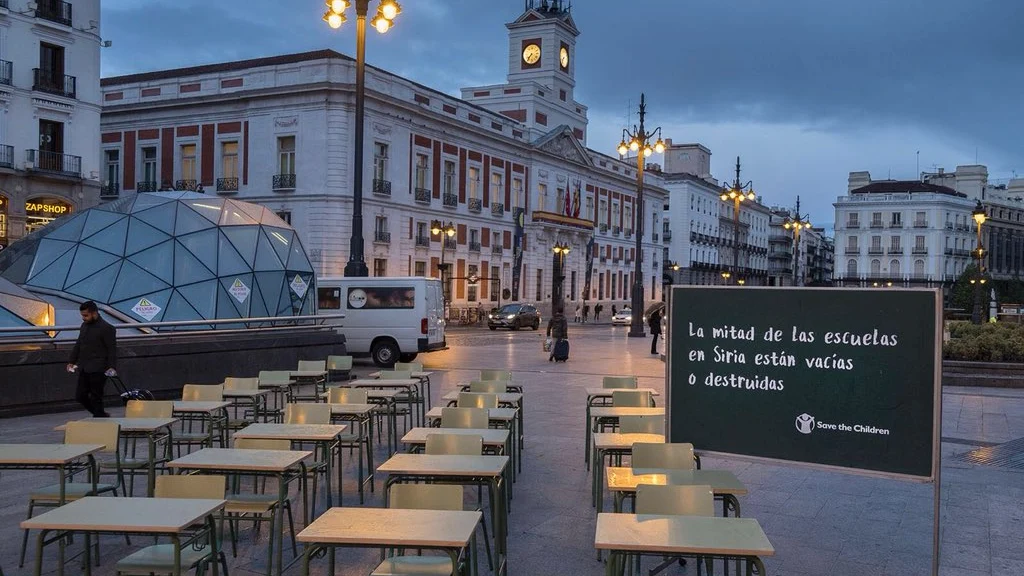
top-left (1, 323), bottom-right (1022, 575)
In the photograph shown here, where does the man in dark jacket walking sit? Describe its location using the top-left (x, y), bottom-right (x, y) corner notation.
top-left (648, 307), bottom-right (663, 355)
top-left (546, 310), bottom-right (569, 361)
top-left (67, 301), bottom-right (117, 417)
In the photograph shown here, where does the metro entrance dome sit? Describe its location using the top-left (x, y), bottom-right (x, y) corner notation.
top-left (0, 192), bottom-right (316, 325)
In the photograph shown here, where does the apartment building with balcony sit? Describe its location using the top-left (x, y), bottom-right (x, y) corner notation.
top-left (98, 2), bottom-right (667, 316)
top-left (767, 207), bottom-right (834, 286)
top-left (0, 0), bottom-right (102, 250)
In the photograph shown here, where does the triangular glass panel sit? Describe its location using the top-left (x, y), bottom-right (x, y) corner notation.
top-left (177, 280), bottom-right (218, 320)
top-left (248, 277), bottom-right (269, 318)
top-left (64, 261), bottom-right (121, 303)
top-left (162, 289), bottom-right (203, 323)
top-left (65, 245), bottom-right (121, 288)
top-left (81, 210), bottom-right (126, 240)
top-left (0, 305), bottom-right (31, 328)
top-left (254, 230), bottom-right (283, 272)
top-left (129, 192), bottom-right (176, 213)
top-left (125, 218), bottom-right (172, 256)
top-left (26, 246), bottom-right (75, 290)
top-left (177, 228), bottom-right (219, 266)
top-left (254, 272), bottom-right (284, 316)
top-left (175, 203), bottom-right (216, 236)
top-left (222, 226), bottom-right (258, 264)
top-left (46, 212), bottom-right (88, 241)
top-left (260, 209), bottom-right (289, 227)
top-left (127, 240), bottom-right (175, 285)
top-left (134, 202), bottom-right (178, 235)
top-left (264, 226), bottom-right (293, 265)
top-left (174, 240), bottom-right (216, 285)
top-left (217, 231), bottom-right (250, 277)
top-left (216, 287), bottom-right (243, 320)
top-left (103, 196), bottom-right (135, 214)
top-left (278, 276), bottom-right (298, 316)
top-left (0, 250), bottom-right (36, 285)
top-left (233, 200), bottom-right (267, 225)
top-left (109, 260), bottom-right (170, 302)
top-left (111, 287), bottom-right (172, 323)
top-left (219, 274), bottom-right (253, 317)
top-left (219, 200), bottom-right (258, 226)
top-left (27, 239), bottom-right (76, 281)
top-left (184, 198), bottom-right (225, 224)
top-left (81, 216), bottom-right (129, 256)
top-left (286, 236), bottom-right (314, 273)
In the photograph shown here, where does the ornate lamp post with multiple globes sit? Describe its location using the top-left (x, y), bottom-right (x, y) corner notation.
top-left (971, 200), bottom-right (988, 324)
top-left (616, 93), bottom-right (665, 338)
top-left (782, 197), bottom-right (812, 286)
top-left (323, 0), bottom-right (402, 277)
top-left (431, 220), bottom-right (456, 307)
top-left (551, 242), bottom-right (571, 314)
top-left (719, 157), bottom-right (756, 284)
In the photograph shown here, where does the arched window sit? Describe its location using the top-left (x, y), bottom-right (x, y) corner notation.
top-left (890, 259), bottom-right (901, 277)
top-left (847, 259), bottom-right (858, 277)
top-left (915, 259), bottom-right (925, 276)
top-left (871, 259), bottom-right (881, 275)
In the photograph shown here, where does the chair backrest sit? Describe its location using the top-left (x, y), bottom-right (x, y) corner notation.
top-left (327, 355), bottom-right (353, 371)
top-left (619, 415), bottom-right (665, 435)
top-left (425, 433), bottom-right (483, 456)
top-left (378, 370), bottom-right (412, 380)
top-left (635, 484), bottom-right (714, 516)
top-left (394, 362), bottom-right (423, 373)
top-left (327, 387), bottom-right (368, 405)
top-left (155, 474), bottom-right (226, 499)
top-left (469, 380), bottom-right (508, 394)
top-left (603, 376), bottom-right (638, 389)
top-left (457, 392), bottom-right (498, 409)
top-left (440, 407), bottom-right (489, 429)
top-left (285, 403), bottom-right (331, 424)
top-left (632, 442), bottom-right (695, 471)
top-left (124, 400), bottom-right (174, 418)
top-left (65, 421), bottom-right (120, 453)
top-left (388, 484), bottom-right (463, 511)
top-left (480, 370), bottom-right (513, 381)
top-left (235, 438), bottom-right (291, 450)
top-left (298, 360), bottom-right (326, 372)
top-left (224, 377), bottom-right (259, 391)
top-left (612, 390), bottom-right (651, 408)
top-left (258, 371), bottom-right (292, 386)
top-left (182, 384), bottom-right (224, 402)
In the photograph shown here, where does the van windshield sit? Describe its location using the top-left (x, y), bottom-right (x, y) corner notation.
top-left (497, 304), bottom-right (522, 314)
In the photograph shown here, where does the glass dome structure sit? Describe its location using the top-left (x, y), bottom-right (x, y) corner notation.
top-left (0, 276), bottom-right (53, 328)
top-left (0, 192), bottom-right (316, 325)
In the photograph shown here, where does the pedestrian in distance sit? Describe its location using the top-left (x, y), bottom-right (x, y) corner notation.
top-left (595, 303), bottom-right (603, 321)
top-left (67, 301), bottom-right (117, 417)
top-left (546, 309), bottom-right (569, 361)
top-left (574, 304), bottom-right (581, 323)
top-left (582, 303), bottom-right (590, 323)
top-left (649, 307), bottom-right (663, 355)
top-left (611, 304), bottom-right (617, 317)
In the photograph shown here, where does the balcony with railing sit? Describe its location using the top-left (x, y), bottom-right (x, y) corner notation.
top-left (868, 247), bottom-right (884, 255)
top-left (26, 149), bottom-right (80, 177)
top-left (913, 221), bottom-right (928, 228)
top-left (33, 68), bottom-right (76, 98)
top-left (216, 177), bottom-right (239, 193)
top-left (889, 221), bottom-right (903, 229)
top-left (887, 247), bottom-right (904, 255)
top-left (624, 229), bottom-right (632, 239)
top-left (869, 221), bottom-right (884, 229)
top-left (0, 60), bottom-right (11, 86)
top-left (468, 198), bottom-right (482, 213)
top-left (137, 181), bottom-right (157, 193)
top-left (442, 193), bottom-right (458, 208)
top-left (373, 231), bottom-right (391, 244)
top-left (653, 233), bottom-right (659, 242)
top-left (491, 203), bottom-right (504, 217)
top-left (174, 179), bottom-right (197, 191)
top-left (846, 221), bottom-right (860, 229)
top-left (272, 173), bottom-right (296, 190)
top-left (100, 182), bottom-right (119, 199)
top-left (35, 0), bottom-right (72, 25)
top-left (663, 229), bottom-right (672, 241)
top-left (443, 237), bottom-right (457, 250)
top-left (912, 247), bottom-right (928, 254)
top-left (373, 178), bottom-right (391, 197)
top-left (491, 245), bottom-right (503, 256)
top-left (599, 255), bottom-right (607, 263)
top-left (599, 223), bottom-right (608, 233)
top-left (844, 247), bottom-right (860, 255)
top-left (612, 226), bottom-right (621, 236)
top-left (415, 235), bottom-right (431, 248)
top-left (0, 145), bottom-right (12, 168)
top-left (414, 187), bottom-right (431, 204)
top-left (469, 241), bottom-right (481, 253)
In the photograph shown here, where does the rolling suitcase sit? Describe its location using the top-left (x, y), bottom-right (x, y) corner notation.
top-left (108, 375), bottom-right (155, 404)
top-left (552, 338), bottom-right (570, 362)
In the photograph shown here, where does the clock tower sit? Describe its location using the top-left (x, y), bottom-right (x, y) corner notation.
top-left (461, 0), bottom-right (589, 143)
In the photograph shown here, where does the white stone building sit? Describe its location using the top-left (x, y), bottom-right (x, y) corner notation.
top-left (767, 206), bottom-right (834, 286)
top-left (0, 0), bottom-right (102, 249)
top-left (98, 1), bottom-right (667, 317)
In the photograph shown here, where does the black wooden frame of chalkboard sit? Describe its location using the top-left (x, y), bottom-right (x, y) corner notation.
top-left (664, 286), bottom-right (942, 483)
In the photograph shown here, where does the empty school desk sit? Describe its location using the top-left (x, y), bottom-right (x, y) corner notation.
top-left (21, 496), bottom-right (225, 576)
top-left (595, 513), bottom-right (774, 576)
top-left (0, 444), bottom-right (103, 505)
top-left (583, 388), bottom-right (660, 466)
top-left (349, 378), bottom-right (426, 427)
top-left (323, 388), bottom-right (402, 455)
top-left (369, 369), bottom-right (434, 408)
top-left (586, 406), bottom-right (665, 471)
top-left (427, 406), bottom-right (520, 474)
top-left (604, 467), bottom-right (748, 515)
top-left (590, 433), bottom-right (665, 509)
top-left (326, 403), bottom-right (376, 502)
top-left (222, 388), bottom-right (272, 423)
top-left (377, 453), bottom-right (509, 576)
top-left (173, 401), bottom-right (230, 448)
top-left (297, 507), bottom-right (481, 576)
top-left (443, 390), bottom-right (525, 458)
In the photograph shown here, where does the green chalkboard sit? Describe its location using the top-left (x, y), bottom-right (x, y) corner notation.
top-left (667, 287), bottom-right (940, 480)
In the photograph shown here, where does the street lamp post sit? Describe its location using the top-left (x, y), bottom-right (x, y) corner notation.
top-left (552, 242), bottom-right (571, 315)
top-left (431, 220), bottom-right (456, 307)
top-left (323, 0), bottom-right (402, 277)
top-left (782, 196), bottom-right (812, 287)
top-left (719, 157), bottom-right (756, 284)
top-left (616, 93), bottom-right (665, 338)
top-left (971, 200), bottom-right (988, 324)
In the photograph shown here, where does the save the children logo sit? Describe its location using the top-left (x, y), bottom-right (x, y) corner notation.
top-left (795, 413), bottom-right (815, 434)
top-left (794, 413), bottom-right (891, 436)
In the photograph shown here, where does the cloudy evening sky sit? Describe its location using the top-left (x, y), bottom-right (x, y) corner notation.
top-left (101, 0), bottom-right (1022, 228)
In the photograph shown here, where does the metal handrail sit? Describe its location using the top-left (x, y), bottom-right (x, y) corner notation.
top-left (0, 313), bottom-right (346, 337)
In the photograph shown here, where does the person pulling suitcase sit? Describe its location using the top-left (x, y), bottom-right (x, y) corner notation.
top-left (547, 309), bottom-right (569, 362)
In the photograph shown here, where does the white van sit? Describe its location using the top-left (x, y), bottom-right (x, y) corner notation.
top-left (317, 276), bottom-right (446, 366)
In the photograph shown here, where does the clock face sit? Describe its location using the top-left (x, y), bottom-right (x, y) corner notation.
top-left (560, 47), bottom-right (569, 68)
top-left (523, 44), bottom-right (541, 65)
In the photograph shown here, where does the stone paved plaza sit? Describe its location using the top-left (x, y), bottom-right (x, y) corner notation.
top-left (1, 323), bottom-right (1023, 575)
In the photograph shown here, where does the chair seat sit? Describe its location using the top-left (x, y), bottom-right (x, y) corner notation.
top-left (225, 493), bottom-right (279, 514)
top-left (116, 543), bottom-right (214, 573)
top-left (101, 458), bottom-right (150, 470)
top-left (30, 482), bottom-right (116, 501)
top-left (174, 432), bottom-right (211, 442)
top-left (371, 556), bottom-right (454, 575)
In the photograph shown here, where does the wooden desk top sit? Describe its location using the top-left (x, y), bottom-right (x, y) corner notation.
top-left (223, 389), bottom-right (271, 398)
top-left (350, 378), bottom-right (421, 387)
top-left (585, 388), bottom-right (661, 398)
top-left (401, 427), bottom-right (509, 447)
top-left (368, 371), bottom-right (433, 379)
top-left (328, 403), bottom-right (377, 416)
top-left (590, 407), bottom-right (665, 418)
top-left (592, 433), bottom-right (665, 450)
top-left (441, 391), bottom-right (523, 403)
top-left (323, 388), bottom-right (401, 400)
top-left (259, 381), bottom-right (295, 389)
top-left (53, 418), bottom-right (177, 433)
top-left (606, 467), bottom-right (748, 496)
top-left (378, 453), bottom-right (509, 477)
top-left (21, 497), bottom-right (226, 533)
top-left (0, 444), bottom-right (104, 465)
top-left (425, 407), bottom-right (517, 422)
top-left (233, 423), bottom-right (347, 441)
top-left (173, 401), bottom-right (230, 413)
top-left (169, 448), bottom-right (311, 472)
top-left (297, 507), bottom-right (481, 548)
top-left (595, 514), bottom-right (774, 556)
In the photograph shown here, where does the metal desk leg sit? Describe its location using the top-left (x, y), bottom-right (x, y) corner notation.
top-left (147, 430), bottom-right (158, 497)
top-left (585, 401), bottom-right (592, 468)
top-left (207, 514), bottom-right (220, 576)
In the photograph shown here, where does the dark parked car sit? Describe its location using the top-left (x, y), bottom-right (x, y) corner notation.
top-left (488, 304), bottom-right (541, 331)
